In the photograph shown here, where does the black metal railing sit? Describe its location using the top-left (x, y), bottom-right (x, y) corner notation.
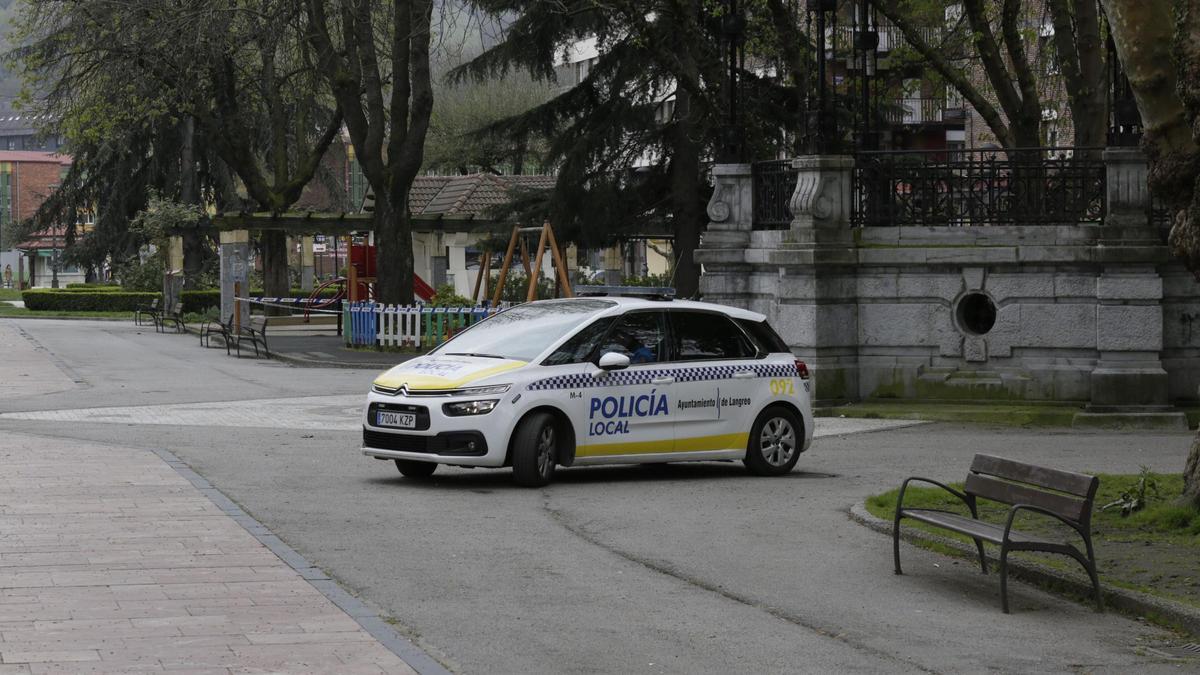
top-left (752, 159), bottom-right (797, 230)
top-left (880, 98), bottom-right (964, 126)
top-left (851, 147), bottom-right (1106, 227)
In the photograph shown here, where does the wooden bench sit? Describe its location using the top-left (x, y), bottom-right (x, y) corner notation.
top-left (156, 309), bottom-right (185, 334)
top-left (235, 316), bottom-right (270, 357)
top-left (134, 298), bottom-right (160, 327)
top-left (893, 454), bottom-right (1102, 613)
top-left (199, 316), bottom-right (234, 354)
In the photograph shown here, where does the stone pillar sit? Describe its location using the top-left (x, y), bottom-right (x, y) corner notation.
top-left (300, 235), bottom-right (315, 291)
top-left (163, 235), bottom-right (184, 315)
top-left (1103, 147), bottom-right (1150, 227)
top-left (1078, 147), bottom-right (1183, 426)
top-left (219, 230), bottom-right (250, 326)
top-left (695, 164), bottom-right (753, 304)
top-left (781, 156), bottom-right (859, 403)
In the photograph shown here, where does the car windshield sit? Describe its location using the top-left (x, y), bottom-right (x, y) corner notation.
top-left (432, 300), bottom-right (616, 362)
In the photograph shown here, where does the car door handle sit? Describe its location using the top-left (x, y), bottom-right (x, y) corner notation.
top-left (651, 376), bottom-right (675, 385)
top-left (733, 371), bottom-right (756, 379)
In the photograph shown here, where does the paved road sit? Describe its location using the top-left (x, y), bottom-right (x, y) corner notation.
top-left (0, 319), bottom-right (1194, 674)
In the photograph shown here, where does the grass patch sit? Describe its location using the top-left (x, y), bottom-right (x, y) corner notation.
top-left (820, 401), bottom-right (1083, 427)
top-left (0, 305), bottom-right (133, 320)
top-left (347, 344), bottom-right (426, 355)
top-left (0, 288), bottom-right (21, 301)
top-left (867, 471), bottom-right (1200, 609)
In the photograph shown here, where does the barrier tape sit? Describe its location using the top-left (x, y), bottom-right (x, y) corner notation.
top-left (233, 297), bottom-right (344, 315)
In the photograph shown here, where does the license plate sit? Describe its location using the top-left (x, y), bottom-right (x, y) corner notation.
top-left (376, 411), bottom-right (417, 429)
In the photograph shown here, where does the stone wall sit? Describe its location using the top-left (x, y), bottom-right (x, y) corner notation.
top-left (696, 150), bottom-right (1200, 416)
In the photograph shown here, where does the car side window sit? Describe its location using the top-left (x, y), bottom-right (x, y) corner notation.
top-left (542, 318), bottom-right (616, 365)
top-left (595, 312), bottom-right (665, 365)
top-left (670, 311), bottom-right (756, 361)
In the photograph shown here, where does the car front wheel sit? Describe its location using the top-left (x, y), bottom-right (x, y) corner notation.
top-left (394, 459), bottom-right (437, 479)
top-left (744, 406), bottom-right (803, 476)
top-left (511, 412), bottom-right (559, 487)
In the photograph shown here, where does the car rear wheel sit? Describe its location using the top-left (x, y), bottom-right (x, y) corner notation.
top-left (744, 406), bottom-right (802, 476)
top-left (512, 412), bottom-right (559, 487)
top-left (394, 459), bottom-right (437, 479)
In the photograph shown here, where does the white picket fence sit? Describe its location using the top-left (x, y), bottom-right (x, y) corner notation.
top-left (346, 303), bottom-right (508, 348)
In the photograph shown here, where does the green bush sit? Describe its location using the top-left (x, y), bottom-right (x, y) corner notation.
top-left (431, 284), bottom-right (472, 307)
top-left (23, 290), bottom-right (159, 312)
top-left (181, 290), bottom-right (220, 314)
top-left (65, 283), bottom-right (121, 290)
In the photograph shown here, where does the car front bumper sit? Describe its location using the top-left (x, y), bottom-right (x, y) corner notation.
top-left (360, 390), bottom-right (515, 467)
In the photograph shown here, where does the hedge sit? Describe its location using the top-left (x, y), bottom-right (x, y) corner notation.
top-left (22, 290), bottom-right (158, 312)
top-left (65, 283), bottom-right (121, 290)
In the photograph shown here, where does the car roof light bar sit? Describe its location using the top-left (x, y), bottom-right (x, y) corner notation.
top-left (574, 285), bottom-right (677, 300)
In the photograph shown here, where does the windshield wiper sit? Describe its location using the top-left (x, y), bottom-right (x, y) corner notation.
top-left (444, 352), bottom-right (507, 359)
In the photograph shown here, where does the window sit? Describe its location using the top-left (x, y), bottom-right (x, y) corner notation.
top-left (543, 317), bottom-right (615, 365)
top-left (431, 299), bottom-right (616, 362)
top-left (670, 311), bottom-right (755, 361)
top-left (596, 312), bottom-right (665, 365)
top-left (736, 319), bottom-right (788, 355)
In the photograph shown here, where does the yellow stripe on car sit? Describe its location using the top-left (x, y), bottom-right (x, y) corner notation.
top-left (373, 361), bottom-right (527, 390)
top-left (578, 433), bottom-right (750, 457)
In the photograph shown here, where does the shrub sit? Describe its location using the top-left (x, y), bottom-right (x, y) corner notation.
top-left (431, 284), bottom-right (472, 307)
top-left (66, 283), bottom-right (120, 290)
top-left (181, 290), bottom-right (220, 314)
top-left (23, 290), bottom-right (159, 312)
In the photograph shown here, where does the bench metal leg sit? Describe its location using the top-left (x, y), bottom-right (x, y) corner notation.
top-left (892, 513), bottom-right (903, 575)
top-left (974, 538), bottom-right (988, 574)
top-left (999, 543), bottom-right (1010, 614)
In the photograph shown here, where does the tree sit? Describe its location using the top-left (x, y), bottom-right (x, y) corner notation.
top-left (304, 0), bottom-right (437, 305)
top-left (13, 0), bottom-right (340, 299)
top-left (872, 0), bottom-right (1106, 150)
top-left (424, 63), bottom-right (554, 175)
top-left (1101, 0), bottom-right (1200, 508)
top-left (452, 1), bottom-right (804, 298)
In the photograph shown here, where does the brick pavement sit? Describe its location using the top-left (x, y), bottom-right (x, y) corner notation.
top-left (0, 429), bottom-right (418, 674)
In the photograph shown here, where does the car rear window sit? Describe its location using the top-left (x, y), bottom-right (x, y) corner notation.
top-left (737, 319), bottom-right (790, 354)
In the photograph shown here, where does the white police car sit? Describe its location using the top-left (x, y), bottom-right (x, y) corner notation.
top-left (362, 291), bottom-right (814, 487)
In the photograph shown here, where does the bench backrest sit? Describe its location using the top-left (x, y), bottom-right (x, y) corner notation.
top-left (250, 316), bottom-right (268, 329)
top-left (964, 454), bottom-right (1099, 526)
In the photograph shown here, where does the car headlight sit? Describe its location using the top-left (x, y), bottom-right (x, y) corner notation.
top-left (443, 399), bottom-right (499, 416)
top-left (457, 384), bottom-right (511, 395)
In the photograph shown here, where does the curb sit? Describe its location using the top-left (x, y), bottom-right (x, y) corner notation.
top-left (268, 349), bottom-right (397, 370)
top-left (847, 502), bottom-right (1200, 637)
top-left (0, 314), bottom-right (132, 322)
top-left (150, 447), bottom-right (453, 675)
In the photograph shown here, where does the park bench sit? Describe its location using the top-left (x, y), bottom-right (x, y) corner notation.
top-left (156, 309), bottom-right (185, 334)
top-left (892, 453), bottom-right (1102, 614)
top-left (199, 316), bottom-right (235, 354)
top-left (134, 298), bottom-right (160, 327)
top-left (235, 316), bottom-right (270, 358)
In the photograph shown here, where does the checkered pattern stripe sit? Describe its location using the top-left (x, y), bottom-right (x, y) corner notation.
top-left (526, 362), bottom-right (799, 391)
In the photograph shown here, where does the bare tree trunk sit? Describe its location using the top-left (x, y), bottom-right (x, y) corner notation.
top-left (669, 77), bottom-right (703, 298)
top-left (373, 194), bottom-right (415, 304)
top-left (260, 231), bottom-right (290, 315)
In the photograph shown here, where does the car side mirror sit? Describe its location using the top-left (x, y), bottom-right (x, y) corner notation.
top-left (597, 352), bottom-right (631, 371)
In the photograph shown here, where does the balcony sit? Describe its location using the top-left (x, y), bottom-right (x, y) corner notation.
top-left (882, 98), bottom-right (965, 126)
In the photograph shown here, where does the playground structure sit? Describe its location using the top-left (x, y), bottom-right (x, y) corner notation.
top-left (473, 222), bottom-right (574, 305)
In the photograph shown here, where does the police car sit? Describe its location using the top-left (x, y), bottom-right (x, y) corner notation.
top-left (362, 289), bottom-right (814, 487)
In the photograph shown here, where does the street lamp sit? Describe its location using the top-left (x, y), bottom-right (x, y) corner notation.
top-left (48, 183), bottom-right (61, 289)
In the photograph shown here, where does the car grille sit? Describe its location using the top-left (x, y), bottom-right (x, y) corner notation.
top-left (363, 430), bottom-right (432, 453)
top-left (362, 429), bottom-right (488, 457)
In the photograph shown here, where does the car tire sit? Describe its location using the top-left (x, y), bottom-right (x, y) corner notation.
top-left (394, 459), bottom-right (437, 479)
top-left (511, 412), bottom-right (559, 487)
top-left (744, 405), bottom-right (803, 476)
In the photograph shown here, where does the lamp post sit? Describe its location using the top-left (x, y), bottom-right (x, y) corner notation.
top-left (48, 183), bottom-right (61, 289)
